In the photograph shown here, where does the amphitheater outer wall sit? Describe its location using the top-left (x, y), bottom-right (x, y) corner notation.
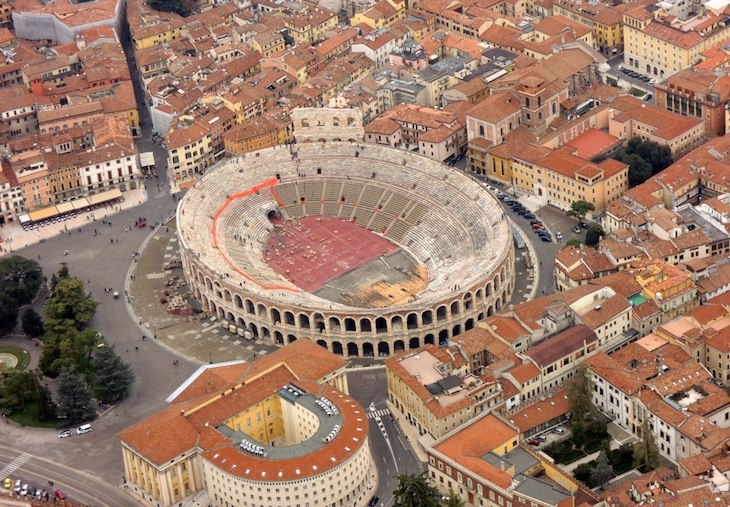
top-left (178, 142), bottom-right (515, 358)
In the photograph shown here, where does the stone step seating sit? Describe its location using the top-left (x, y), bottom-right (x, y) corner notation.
top-left (355, 208), bottom-right (375, 228)
top-left (384, 219), bottom-right (411, 243)
top-left (369, 210), bottom-right (395, 234)
top-left (340, 203), bottom-right (356, 221)
top-left (276, 183), bottom-right (300, 205)
top-left (359, 186), bottom-right (385, 209)
top-left (301, 181), bottom-right (324, 203)
top-left (382, 193), bottom-right (410, 216)
top-left (403, 202), bottom-right (428, 225)
top-left (323, 201), bottom-right (341, 215)
top-left (324, 181), bottom-right (342, 201)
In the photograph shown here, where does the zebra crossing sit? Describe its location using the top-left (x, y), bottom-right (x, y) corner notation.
top-left (0, 453), bottom-right (31, 479)
top-left (367, 408), bottom-right (390, 419)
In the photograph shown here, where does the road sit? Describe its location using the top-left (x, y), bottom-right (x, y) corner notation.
top-left (347, 368), bottom-right (423, 506)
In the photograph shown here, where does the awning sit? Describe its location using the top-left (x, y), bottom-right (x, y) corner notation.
top-left (56, 202), bottom-right (75, 213)
top-left (29, 206), bottom-right (58, 222)
top-left (88, 188), bottom-right (123, 206)
top-left (139, 151), bottom-right (155, 167)
top-left (17, 213), bottom-right (31, 224)
top-left (71, 198), bottom-right (90, 210)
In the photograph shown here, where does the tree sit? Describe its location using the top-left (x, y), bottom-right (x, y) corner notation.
top-left (393, 472), bottom-right (441, 507)
top-left (57, 367), bottom-right (95, 425)
top-left (622, 153), bottom-right (653, 187)
top-left (633, 419), bottom-right (660, 470)
top-left (149, 0), bottom-right (197, 16)
top-left (93, 344), bottom-right (135, 403)
top-left (21, 308), bottom-right (44, 338)
top-left (585, 225), bottom-right (605, 247)
top-left (0, 255), bottom-right (43, 305)
top-left (443, 489), bottom-right (466, 507)
top-left (567, 364), bottom-right (595, 424)
top-left (565, 239), bottom-right (582, 248)
top-left (591, 450), bottom-right (613, 489)
top-left (74, 329), bottom-right (102, 368)
top-left (567, 200), bottom-right (595, 223)
top-left (44, 277), bottom-right (97, 330)
top-left (0, 292), bottom-right (19, 335)
top-left (36, 383), bottom-right (56, 421)
top-left (0, 370), bottom-right (39, 413)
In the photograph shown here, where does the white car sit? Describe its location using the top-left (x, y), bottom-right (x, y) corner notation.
top-left (58, 430), bottom-right (72, 438)
top-left (20, 484), bottom-right (29, 496)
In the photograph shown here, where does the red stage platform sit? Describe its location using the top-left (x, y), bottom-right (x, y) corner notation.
top-left (264, 216), bottom-right (399, 292)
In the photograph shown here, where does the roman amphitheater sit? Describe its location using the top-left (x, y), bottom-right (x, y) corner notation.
top-left (177, 114), bottom-right (514, 358)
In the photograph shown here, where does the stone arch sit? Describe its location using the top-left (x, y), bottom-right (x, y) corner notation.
top-left (285, 311), bottom-right (295, 326)
top-left (262, 327), bottom-right (270, 339)
top-left (495, 298), bottom-right (502, 311)
top-left (465, 318), bottom-right (474, 330)
top-left (407, 313), bottom-right (419, 330)
top-left (205, 277), bottom-right (213, 291)
top-left (226, 311), bottom-right (234, 322)
top-left (476, 288), bottom-right (483, 300)
top-left (424, 334), bottom-right (435, 345)
top-left (197, 271), bottom-right (204, 284)
top-left (438, 329), bottom-right (449, 344)
top-left (344, 318), bottom-right (356, 332)
top-left (287, 334), bottom-right (297, 344)
top-left (236, 317), bottom-right (246, 327)
top-left (436, 305), bottom-right (447, 322)
top-left (450, 301), bottom-right (460, 315)
top-left (494, 274), bottom-right (501, 291)
top-left (375, 317), bottom-right (388, 333)
top-left (257, 304), bottom-right (267, 319)
top-left (246, 299), bottom-right (255, 314)
top-left (477, 312), bottom-right (484, 320)
top-left (299, 314), bottom-right (310, 329)
top-left (271, 308), bottom-right (281, 324)
top-left (332, 341), bottom-right (343, 355)
top-left (391, 315), bottom-right (403, 330)
top-left (409, 337), bottom-right (420, 349)
top-left (378, 342), bottom-right (390, 357)
top-left (223, 290), bottom-right (232, 302)
top-left (314, 313), bottom-right (325, 332)
top-left (362, 342), bottom-right (374, 357)
top-left (394, 340), bottom-right (405, 352)
top-left (486, 283), bottom-right (493, 297)
top-left (487, 306), bottom-right (494, 317)
top-left (329, 317), bottom-right (341, 332)
top-left (347, 342), bottom-right (359, 357)
top-left (316, 339), bottom-right (328, 350)
top-left (422, 310), bottom-right (433, 325)
top-left (360, 318), bottom-right (372, 333)
top-left (452, 324), bottom-right (461, 337)
top-left (274, 331), bottom-right (284, 344)
top-left (235, 295), bottom-right (243, 309)
top-left (217, 306), bottom-right (225, 320)
top-left (250, 323), bottom-right (259, 338)
top-left (463, 293), bottom-right (473, 311)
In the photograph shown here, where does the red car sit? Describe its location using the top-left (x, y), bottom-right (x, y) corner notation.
top-left (55, 490), bottom-right (67, 500)
top-left (527, 438), bottom-right (540, 446)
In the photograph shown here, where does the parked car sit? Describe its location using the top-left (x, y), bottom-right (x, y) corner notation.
top-left (556, 231), bottom-right (563, 240)
top-left (643, 94), bottom-right (653, 102)
top-left (537, 435), bottom-right (548, 442)
top-left (540, 236), bottom-right (552, 242)
top-left (527, 438), bottom-right (540, 446)
top-left (523, 213), bottom-right (536, 220)
top-left (20, 484), bottom-right (29, 496)
top-left (55, 490), bottom-right (67, 500)
top-left (58, 430), bottom-right (71, 438)
top-left (13, 480), bottom-right (21, 493)
top-left (580, 222), bottom-right (590, 229)
top-left (553, 426), bottom-right (566, 434)
top-left (571, 225), bottom-right (581, 234)
top-left (531, 223), bottom-right (545, 230)
top-left (3, 478), bottom-right (11, 489)
top-left (368, 496), bottom-right (380, 506)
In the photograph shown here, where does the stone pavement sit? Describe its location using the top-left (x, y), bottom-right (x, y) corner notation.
top-left (126, 218), bottom-right (278, 366)
top-left (0, 187), bottom-right (148, 257)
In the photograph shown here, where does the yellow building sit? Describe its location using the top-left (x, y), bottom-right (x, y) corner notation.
top-left (118, 339), bottom-right (371, 507)
top-left (166, 118), bottom-right (213, 189)
top-left (552, 0), bottom-right (638, 55)
top-left (350, 0), bottom-right (406, 30)
top-left (132, 18), bottom-right (184, 50)
top-left (623, 7), bottom-right (730, 79)
top-left (632, 259), bottom-right (699, 322)
top-left (223, 111), bottom-right (293, 156)
top-left (284, 7), bottom-right (338, 45)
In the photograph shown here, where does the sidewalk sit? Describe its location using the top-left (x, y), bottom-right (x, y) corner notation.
top-left (0, 187), bottom-right (148, 257)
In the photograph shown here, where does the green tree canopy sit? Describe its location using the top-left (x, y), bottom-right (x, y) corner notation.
top-left (0, 370), bottom-right (39, 413)
top-left (393, 472), bottom-right (441, 507)
top-left (443, 489), bottom-right (466, 507)
top-left (565, 239), bottom-right (582, 248)
top-left (93, 344), bottom-right (135, 403)
top-left (568, 364), bottom-right (595, 423)
top-left (57, 367), bottom-right (95, 425)
top-left (585, 225), bottom-right (606, 247)
top-left (149, 0), bottom-right (197, 16)
top-left (591, 450), bottom-right (614, 489)
top-left (633, 419), bottom-right (660, 470)
top-left (0, 255), bottom-right (43, 305)
top-left (567, 200), bottom-right (595, 222)
top-left (45, 277), bottom-right (97, 330)
top-left (21, 308), bottom-right (44, 338)
top-left (0, 292), bottom-right (19, 335)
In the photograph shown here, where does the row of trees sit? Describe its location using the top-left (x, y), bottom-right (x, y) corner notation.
top-left (392, 473), bottom-right (464, 507)
top-left (593, 137), bottom-right (673, 188)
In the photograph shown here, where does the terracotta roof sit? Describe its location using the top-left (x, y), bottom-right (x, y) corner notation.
top-left (507, 388), bottom-right (569, 433)
top-left (525, 325), bottom-right (597, 367)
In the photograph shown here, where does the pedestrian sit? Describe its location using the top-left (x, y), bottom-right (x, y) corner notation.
top-left (37, 254), bottom-right (41, 260)
top-left (135, 346), bottom-right (139, 351)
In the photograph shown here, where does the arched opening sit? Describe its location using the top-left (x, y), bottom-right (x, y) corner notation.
top-left (452, 324), bottom-right (461, 337)
top-left (345, 318), bottom-right (356, 332)
top-left (287, 334), bottom-right (297, 344)
top-left (226, 311), bottom-right (234, 322)
top-left (495, 299), bottom-right (502, 311)
top-left (300, 314), bottom-right (310, 328)
top-left (314, 313), bottom-right (325, 333)
top-left (422, 311), bottom-right (433, 325)
top-left (486, 283), bottom-right (493, 296)
top-left (360, 318), bottom-right (372, 333)
top-left (223, 290), bottom-right (232, 302)
top-left (217, 306), bottom-right (225, 319)
top-left (438, 330), bottom-right (449, 345)
top-left (409, 337), bottom-right (420, 349)
top-left (347, 342), bottom-right (359, 357)
top-left (394, 340), bottom-right (405, 352)
top-left (375, 317), bottom-right (387, 333)
top-left (285, 311), bottom-right (295, 326)
top-left (464, 293), bottom-right (473, 310)
top-left (476, 289), bottom-right (483, 300)
top-left (436, 306), bottom-right (447, 322)
top-left (262, 327), bottom-right (271, 339)
top-left (494, 275), bottom-right (501, 291)
top-left (362, 342), bottom-right (374, 357)
top-left (329, 317), bottom-right (341, 332)
top-left (235, 295), bottom-right (243, 309)
top-left (236, 317), bottom-right (246, 327)
top-left (316, 339), bottom-right (328, 349)
top-left (424, 334), bottom-right (434, 345)
top-left (257, 304), bottom-right (267, 319)
top-left (465, 319), bottom-right (474, 330)
top-left (378, 342), bottom-right (390, 357)
top-left (477, 312), bottom-right (484, 320)
top-left (450, 301), bottom-right (460, 315)
top-left (250, 323), bottom-right (259, 338)
top-left (271, 308), bottom-right (281, 324)
top-left (274, 331), bottom-right (284, 344)
top-left (391, 316), bottom-right (403, 330)
top-left (487, 306), bottom-right (494, 317)
top-left (206, 278), bottom-right (213, 291)
top-left (407, 313), bottom-right (418, 329)
top-left (332, 342), bottom-right (343, 355)
top-left (246, 300), bottom-right (255, 314)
